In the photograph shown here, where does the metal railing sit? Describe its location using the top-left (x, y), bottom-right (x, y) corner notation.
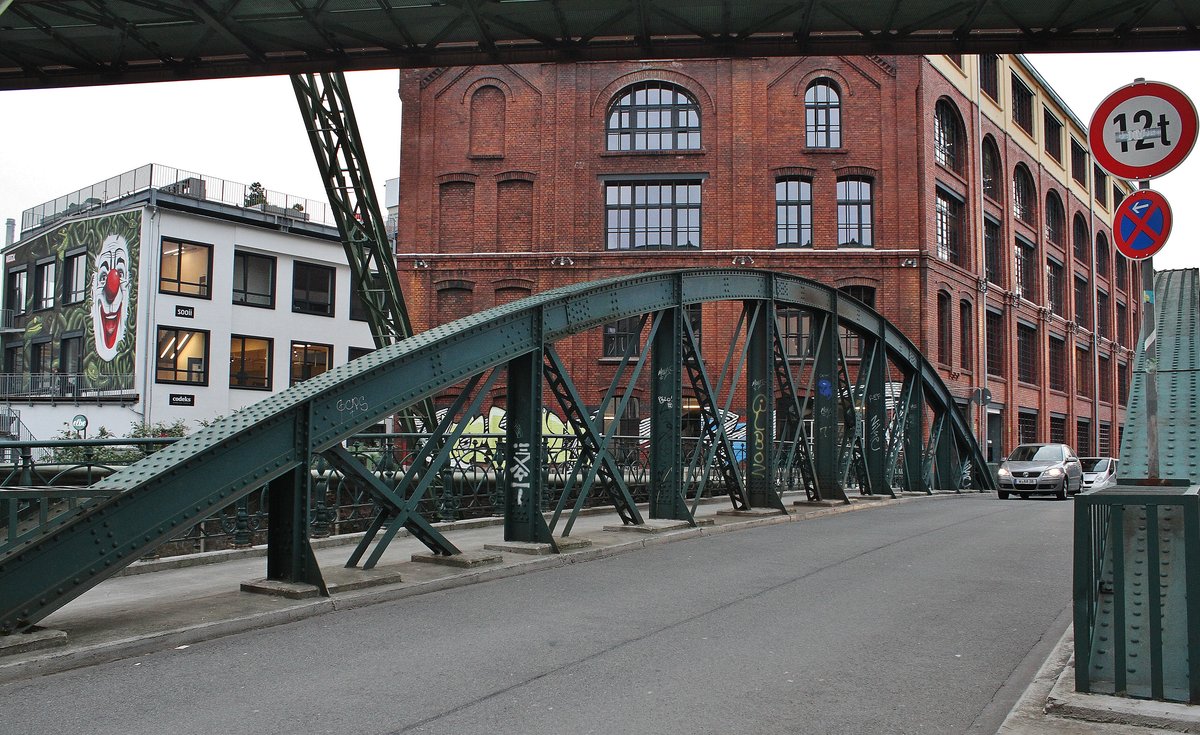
top-left (1074, 483), bottom-right (1200, 704)
top-left (0, 372), bottom-right (136, 402)
top-left (0, 433), bottom-right (688, 557)
top-left (0, 428), bottom-right (839, 558)
top-left (20, 163), bottom-right (335, 233)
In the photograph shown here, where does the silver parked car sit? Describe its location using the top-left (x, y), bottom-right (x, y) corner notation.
top-left (996, 443), bottom-right (1083, 500)
top-left (1080, 457), bottom-right (1119, 492)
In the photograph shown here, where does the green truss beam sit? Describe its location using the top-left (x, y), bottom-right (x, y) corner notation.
top-left (0, 269), bottom-right (994, 634)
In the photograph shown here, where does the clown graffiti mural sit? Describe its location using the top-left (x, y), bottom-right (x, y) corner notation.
top-left (3, 211), bottom-right (140, 389)
top-left (91, 234), bottom-right (131, 361)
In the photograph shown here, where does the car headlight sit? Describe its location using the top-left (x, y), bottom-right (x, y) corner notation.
top-left (997, 467), bottom-right (1011, 477)
top-left (1043, 466), bottom-right (1064, 478)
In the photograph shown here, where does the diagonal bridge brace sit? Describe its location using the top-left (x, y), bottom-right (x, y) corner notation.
top-left (322, 445), bottom-right (460, 566)
top-left (341, 368), bottom-right (499, 568)
top-left (771, 315), bottom-right (819, 498)
top-left (543, 345), bottom-right (643, 535)
top-left (680, 310), bottom-right (750, 514)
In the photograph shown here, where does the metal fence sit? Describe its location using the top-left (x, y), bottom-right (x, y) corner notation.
top-left (20, 163), bottom-right (335, 233)
top-left (0, 433), bottom-right (715, 557)
top-left (0, 373), bottom-right (136, 402)
top-left (1074, 483), bottom-right (1200, 704)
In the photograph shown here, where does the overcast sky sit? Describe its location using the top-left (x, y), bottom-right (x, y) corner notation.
top-left (1, 51), bottom-right (1197, 270)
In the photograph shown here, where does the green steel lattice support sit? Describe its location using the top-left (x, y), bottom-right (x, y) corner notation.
top-left (505, 338), bottom-right (555, 544)
top-left (811, 310), bottom-right (846, 502)
top-left (0, 269), bottom-right (994, 634)
top-left (745, 300), bottom-right (785, 511)
top-left (650, 306), bottom-right (689, 522)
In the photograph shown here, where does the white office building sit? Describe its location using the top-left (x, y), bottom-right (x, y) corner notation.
top-left (1, 164), bottom-right (375, 440)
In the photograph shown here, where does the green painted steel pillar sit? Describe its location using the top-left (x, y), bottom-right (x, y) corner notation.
top-left (504, 346), bottom-right (552, 543)
top-left (861, 337), bottom-right (889, 495)
top-left (812, 311), bottom-right (846, 500)
top-left (266, 465), bottom-right (327, 593)
top-left (934, 414), bottom-right (959, 491)
top-left (745, 301), bottom-right (779, 508)
top-left (650, 307), bottom-right (688, 520)
top-left (266, 409), bottom-right (327, 591)
top-left (903, 371), bottom-right (926, 493)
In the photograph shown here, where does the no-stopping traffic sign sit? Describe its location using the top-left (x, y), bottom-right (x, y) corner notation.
top-left (1113, 189), bottom-right (1173, 260)
top-left (1089, 81), bottom-right (1197, 181)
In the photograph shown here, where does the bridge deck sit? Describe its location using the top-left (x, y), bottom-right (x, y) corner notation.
top-left (0, 490), bottom-right (943, 683)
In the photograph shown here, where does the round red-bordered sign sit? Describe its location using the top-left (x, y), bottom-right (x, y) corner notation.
top-left (1089, 81), bottom-right (1197, 181)
top-left (1113, 189), bottom-right (1173, 260)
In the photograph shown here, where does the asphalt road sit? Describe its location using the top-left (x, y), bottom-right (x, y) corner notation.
top-left (0, 494), bottom-right (1075, 735)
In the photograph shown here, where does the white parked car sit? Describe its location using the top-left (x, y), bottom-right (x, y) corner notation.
top-left (1079, 457), bottom-right (1119, 492)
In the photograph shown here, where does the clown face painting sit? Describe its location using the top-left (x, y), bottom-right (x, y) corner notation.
top-left (91, 234), bottom-right (130, 362)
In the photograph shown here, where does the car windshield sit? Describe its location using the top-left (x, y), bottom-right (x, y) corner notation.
top-left (1008, 445), bottom-right (1063, 462)
top-left (1081, 458), bottom-right (1110, 472)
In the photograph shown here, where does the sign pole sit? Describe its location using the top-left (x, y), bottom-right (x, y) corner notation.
top-left (1089, 77), bottom-right (1195, 480)
top-left (1140, 181), bottom-right (1159, 480)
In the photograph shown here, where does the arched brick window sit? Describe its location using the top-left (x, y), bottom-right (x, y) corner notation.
top-left (1096, 232), bottom-right (1110, 277)
top-left (937, 291), bottom-right (953, 365)
top-left (982, 136), bottom-right (1002, 200)
top-left (934, 99), bottom-right (966, 174)
top-left (469, 85), bottom-right (505, 157)
top-left (1012, 164), bottom-right (1036, 226)
top-left (805, 79), bottom-right (842, 148)
top-left (1045, 190), bottom-right (1065, 247)
top-left (836, 176), bottom-right (872, 247)
top-left (606, 81), bottom-right (700, 152)
top-left (1073, 214), bottom-right (1090, 265)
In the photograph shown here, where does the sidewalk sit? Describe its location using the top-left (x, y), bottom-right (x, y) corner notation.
top-left (998, 626), bottom-right (1200, 734)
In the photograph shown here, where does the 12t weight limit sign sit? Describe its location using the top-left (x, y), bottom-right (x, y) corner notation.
top-left (1089, 81), bottom-right (1197, 180)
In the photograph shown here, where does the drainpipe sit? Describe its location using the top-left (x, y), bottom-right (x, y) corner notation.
top-left (1088, 160), bottom-right (1099, 455)
top-left (141, 205), bottom-right (158, 427)
top-left (972, 56), bottom-right (989, 458)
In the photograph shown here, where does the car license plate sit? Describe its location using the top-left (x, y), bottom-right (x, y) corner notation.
top-left (1016, 478), bottom-right (1036, 485)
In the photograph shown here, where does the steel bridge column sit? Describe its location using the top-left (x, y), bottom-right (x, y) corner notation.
top-left (266, 410), bottom-right (327, 591)
top-left (862, 336), bottom-right (890, 496)
top-left (650, 306), bottom-right (688, 521)
top-left (505, 344), bottom-right (553, 543)
top-left (266, 467), bottom-right (325, 591)
top-left (746, 301), bottom-right (781, 509)
top-left (903, 370), bottom-right (926, 493)
top-left (934, 413), bottom-right (959, 491)
top-left (813, 311), bottom-right (846, 501)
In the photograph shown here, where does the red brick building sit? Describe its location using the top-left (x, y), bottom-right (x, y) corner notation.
top-left (396, 54), bottom-right (1136, 462)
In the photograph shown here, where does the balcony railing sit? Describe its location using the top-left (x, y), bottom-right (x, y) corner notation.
top-left (0, 373), bottom-right (136, 403)
top-left (20, 163), bottom-right (335, 233)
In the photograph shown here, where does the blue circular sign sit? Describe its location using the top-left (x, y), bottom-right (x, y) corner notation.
top-left (1114, 189), bottom-right (1173, 261)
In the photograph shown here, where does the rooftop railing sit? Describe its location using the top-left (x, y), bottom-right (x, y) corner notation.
top-left (0, 373), bottom-right (136, 403)
top-left (19, 164), bottom-right (335, 234)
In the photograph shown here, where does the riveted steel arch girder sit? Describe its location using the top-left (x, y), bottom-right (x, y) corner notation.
top-left (0, 269), bottom-right (993, 634)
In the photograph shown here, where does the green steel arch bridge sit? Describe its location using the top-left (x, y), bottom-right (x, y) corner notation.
top-left (0, 269), bottom-right (992, 633)
top-left (1, 0), bottom-right (1196, 637)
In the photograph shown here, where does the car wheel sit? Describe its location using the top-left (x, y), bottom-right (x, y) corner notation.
top-left (998, 490), bottom-right (1009, 500)
top-left (1056, 481), bottom-right (1067, 501)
